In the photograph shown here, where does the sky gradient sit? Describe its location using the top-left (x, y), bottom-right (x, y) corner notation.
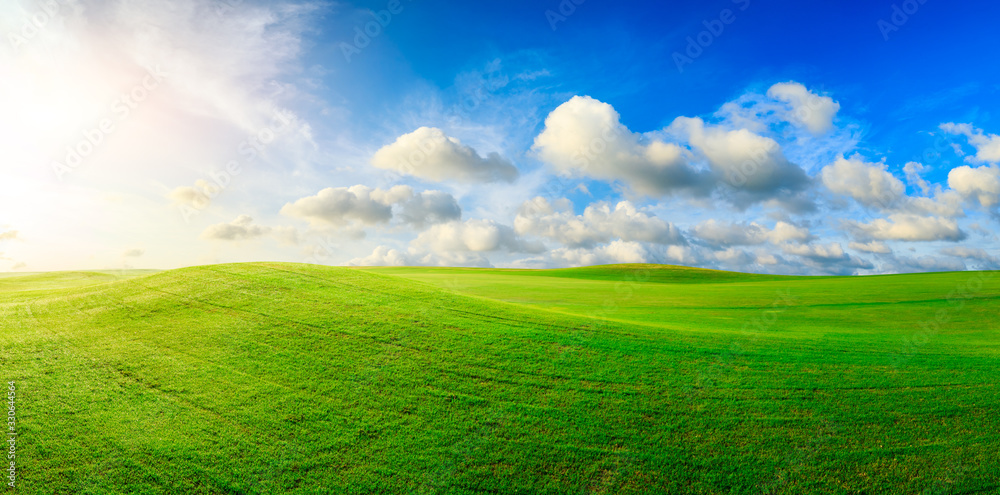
top-left (1, 0), bottom-right (999, 274)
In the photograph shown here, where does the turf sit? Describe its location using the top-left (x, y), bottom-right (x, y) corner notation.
top-left (2, 262), bottom-right (999, 494)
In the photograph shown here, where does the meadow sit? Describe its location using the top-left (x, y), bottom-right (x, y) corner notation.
top-left (1, 262), bottom-right (998, 494)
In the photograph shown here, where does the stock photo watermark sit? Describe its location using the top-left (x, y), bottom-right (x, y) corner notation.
top-left (6, 0), bottom-right (65, 50)
top-left (672, 0), bottom-right (751, 73)
top-left (545, 0), bottom-right (587, 31)
top-left (6, 381), bottom-right (15, 489)
top-left (878, 0), bottom-right (930, 41)
top-left (177, 109), bottom-right (293, 222)
top-left (51, 65), bottom-right (168, 180)
top-left (339, 0), bottom-right (413, 62)
top-left (889, 271), bottom-right (996, 368)
top-left (213, 0), bottom-right (244, 17)
top-left (693, 289), bottom-right (797, 394)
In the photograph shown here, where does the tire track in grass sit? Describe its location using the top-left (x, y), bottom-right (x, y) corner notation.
top-left (26, 298), bottom-right (256, 438)
top-left (20, 301), bottom-right (259, 494)
top-left (256, 264), bottom-right (594, 334)
top-left (45, 286), bottom-right (440, 447)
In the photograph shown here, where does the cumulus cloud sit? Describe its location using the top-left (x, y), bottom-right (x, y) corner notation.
top-left (514, 197), bottom-right (684, 248)
top-left (820, 156), bottom-right (905, 209)
top-left (348, 217), bottom-right (545, 269)
top-left (122, 248), bottom-right (145, 258)
top-left (781, 242), bottom-right (873, 274)
top-left (940, 247), bottom-right (999, 269)
top-left (413, 219), bottom-right (542, 254)
top-left (280, 185), bottom-right (461, 228)
top-left (903, 191), bottom-right (965, 218)
top-left (670, 116), bottom-right (812, 208)
top-left (846, 214), bottom-right (965, 242)
top-left (395, 190), bottom-right (463, 228)
top-left (546, 241), bottom-right (653, 267)
top-left (766, 82), bottom-right (841, 136)
top-left (201, 215), bottom-right (272, 241)
top-left (947, 164), bottom-right (1000, 208)
top-left (168, 180), bottom-right (217, 209)
top-left (889, 255), bottom-right (967, 273)
top-left (348, 246), bottom-right (413, 267)
top-left (690, 219), bottom-right (811, 246)
top-left (532, 96), bottom-right (711, 197)
top-left (903, 162), bottom-right (931, 195)
top-left (848, 241), bottom-right (892, 254)
top-left (819, 156), bottom-right (964, 217)
top-left (710, 247), bottom-right (755, 267)
top-left (940, 123), bottom-right (1000, 163)
top-left (348, 245), bottom-right (494, 268)
top-left (371, 127), bottom-right (518, 183)
top-left (200, 215), bottom-right (298, 244)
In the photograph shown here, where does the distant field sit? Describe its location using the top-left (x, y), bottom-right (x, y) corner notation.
top-left (2, 262), bottom-right (999, 494)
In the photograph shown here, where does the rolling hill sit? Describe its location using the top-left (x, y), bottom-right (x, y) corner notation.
top-left (2, 262), bottom-right (999, 494)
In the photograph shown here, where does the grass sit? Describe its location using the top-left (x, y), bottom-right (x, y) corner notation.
top-left (2, 262), bottom-right (999, 494)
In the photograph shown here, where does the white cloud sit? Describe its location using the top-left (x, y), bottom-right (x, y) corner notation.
top-left (848, 241), bottom-right (892, 254)
top-left (903, 191), bottom-right (965, 218)
top-left (769, 221), bottom-right (813, 243)
top-left (846, 214), bottom-right (965, 242)
top-left (670, 116), bottom-right (812, 208)
top-left (280, 185), bottom-right (461, 228)
top-left (903, 162), bottom-right (931, 195)
top-left (947, 164), bottom-right (1000, 207)
top-left (766, 82), bottom-right (841, 136)
top-left (782, 242), bottom-right (848, 260)
top-left (781, 242), bottom-right (873, 274)
top-left (413, 219), bottom-right (542, 254)
top-left (122, 248), bottom-right (145, 258)
top-left (347, 245), bottom-right (495, 268)
top-left (940, 246), bottom-right (998, 265)
top-left (201, 215), bottom-right (288, 242)
top-left (514, 197), bottom-right (684, 248)
top-left (532, 96), bottom-right (711, 197)
top-left (168, 180), bottom-right (217, 209)
top-left (525, 240), bottom-right (654, 268)
top-left (371, 127), bottom-right (518, 183)
top-left (940, 123), bottom-right (1000, 163)
top-left (711, 247), bottom-right (754, 266)
top-left (691, 219), bottom-right (810, 246)
top-left (820, 156), bottom-right (905, 209)
top-left (396, 190), bottom-right (463, 228)
top-left (347, 246), bottom-right (412, 267)
top-left (889, 255), bottom-right (967, 273)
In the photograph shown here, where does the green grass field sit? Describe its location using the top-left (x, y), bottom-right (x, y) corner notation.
top-left (2, 262), bottom-right (998, 494)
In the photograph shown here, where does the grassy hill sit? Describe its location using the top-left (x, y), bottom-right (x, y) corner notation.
top-left (2, 262), bottom-right (999, 493)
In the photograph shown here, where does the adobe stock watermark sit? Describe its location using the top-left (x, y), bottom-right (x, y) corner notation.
top-left (51, 65), bottom-right (168, 180)
top-left (760, 417), bottom-right (841, 494)
top-left (6, 381), bottom-right (15, 489)
top-left (178, 110), bottom-right (293, 222)
top-left (213, 0), bottom-right (244, 17)
top-left (889, 271), bottom-right (996, 369)
top-left (6, 0), bottom-right (65, 50)
top-left (339, 0), bottom-right (413, 63)
top-left (544, 0), bottom-right (586, 31)
top-left (382, 127), bottom-right (450, 183)
top-left (672, 0), bottom-right (751, 73)
top-left (692, 289), bottom-right (797, 396)
top-left (878, 0), bottom-right (929, 41)
top-left (382, 64), bottom-right (509, 184)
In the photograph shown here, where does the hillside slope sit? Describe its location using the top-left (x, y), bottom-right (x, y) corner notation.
top-left (2, 263), bottom-right (999, 494)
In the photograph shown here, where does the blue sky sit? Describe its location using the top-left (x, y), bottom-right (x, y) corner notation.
top-left (1, 0), bottom-right (998, 273)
